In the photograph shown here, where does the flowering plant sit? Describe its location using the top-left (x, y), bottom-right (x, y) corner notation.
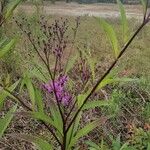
top-left (0, 0), bottom-right (150, 149)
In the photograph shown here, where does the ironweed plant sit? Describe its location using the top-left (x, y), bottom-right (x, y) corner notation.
top-left (0, 0), bottom-right (150, 150)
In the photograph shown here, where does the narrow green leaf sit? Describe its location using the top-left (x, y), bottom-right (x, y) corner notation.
top-left (23, 74), bottom-right (35, 110)
top-left (50, 102), bottom-right (63, 135)
top-left (112, 135), bottom-right (121, 150)
top-left (99, 19), bottom-right (119, 58)
top-left (85, 141), bottom-right (100, 150)
top-left (147, 143), bottom-right (150, 150)
top-left (82, 50), bottom-right (96, 81)
top-left (35, 88), bottom-right (44, 113)
top-left (77, 94), bottom-right (87, 108)
top-left (96, 77), bottom-right (137, 91)
top-left (77, 90), bottom-right (91, 108)
top-left (0, 104), bottom-right (17, 138)
top-left (0, 79), bottom-right (20, 110)
top-left (66, 123), bottom-right (76, 150)
top-left (31, 112), bottom-right (63, 136)
top-left (117, 0), bottom-right (129, 43)
top-left (140, 0), bottom-right (147, 13)
top-left (4, 0), bottom-right (22, 20)
top-left (65, 52), bottom-right (79, 74)
top-left (83, 100), bottom-right (111, 110)
top-left (69, 119), bottom-right (103, 148)
top-left (120, 142), bottom-right (129, 150)
top-left (66, 112), bottom-right (82, 149)
top-left (0, 39), bottom-right (16, 58)
top-left (0, 38), bottom-right (8, 48)
top-left (30, 68), bottom-right (47, 82)
top-left (10, 134), bottom-right (53, 150)
top-left (31, 112), bottom-right (55, 127)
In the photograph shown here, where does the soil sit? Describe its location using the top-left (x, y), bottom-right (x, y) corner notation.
top-left (17, 2), bottom-right (145, 19)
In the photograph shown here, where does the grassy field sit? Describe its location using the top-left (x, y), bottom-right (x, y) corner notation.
top-left (0, 2), bottom-right (150, 149)
top-left (17, 2), bottom-right (144, 18)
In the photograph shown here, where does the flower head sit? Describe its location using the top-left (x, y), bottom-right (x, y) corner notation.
top-left (43, 75), bottom-right (72, 106)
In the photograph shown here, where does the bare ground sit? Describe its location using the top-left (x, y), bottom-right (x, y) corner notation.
top-left (17, 2), bottom-right (145, 19)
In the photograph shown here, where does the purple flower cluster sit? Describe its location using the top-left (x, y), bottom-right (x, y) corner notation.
top-left (43, 75), bottom-right (72, 106)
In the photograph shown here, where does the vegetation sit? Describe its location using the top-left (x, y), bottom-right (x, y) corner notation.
top-left (0, 0), bottom-right (150, 150)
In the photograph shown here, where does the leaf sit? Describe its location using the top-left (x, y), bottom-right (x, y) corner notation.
top-left (85, 141), bottom-right (100, 150)
top-left (83, 100), bottom-right (111, 110)
top-left (117, 0), bottom-right (129, 43)
top-left (4, 0), bottom-right (22, 20)
top-left (22, 74), bottom-right (35, 110)
top-left (96, 77), bottom-right (137, 91)
top-left (99, 18), bottom-right (119, 58)
top-left (0, 104), bottom-right (17, 138)
top-left (31, 112), bottom-right (55, 127)
top-left (82, 50), bottom-right (96, 81)
top-left (77, 90), bottom-right (91, 108)
top-left (147, 143), bottom-right (150, 150)
top-left (0, 79), bottom-right (20, 110)
top-left (35, 88), bottom-right (44, 113)
top-left (140, 0), bottom-right (147, 13)
top-left (69, 118), bottom-right (106, 148)
top-left (0, 38), bottom-right (8, 48)
top-left (31, 112), bottom-right (63, 136)
top-left (65, 52), bottom-right (79, 74)
top-left (49, 102), bottom-right (63, 135)
top-left (66, 112), bottom-right (82, 149)
top-left (112, 135), bottom-right (121, 150)
top-left (0, 39), bottom-right (16, 58)
top-left (9, 134), bottom-right (53, 150)
top-left (77, 94), bottom-right (87, 108)
top-left (120, 143), bottom-right (129, 150)
top-left (30, 68), bottom-right (47, 82)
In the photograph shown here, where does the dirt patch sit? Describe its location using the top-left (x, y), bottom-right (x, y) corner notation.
top-left (17, 2), bottom-right (144, 19)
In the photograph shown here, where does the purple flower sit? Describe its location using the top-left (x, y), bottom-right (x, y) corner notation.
top-left (43, 75), bottom-right (72, 106)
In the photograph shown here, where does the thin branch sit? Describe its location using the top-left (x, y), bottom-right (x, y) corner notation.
top-left (15, 20), bottom-right (48, 69)
top-left (16, 20), bottom-right (65, 129)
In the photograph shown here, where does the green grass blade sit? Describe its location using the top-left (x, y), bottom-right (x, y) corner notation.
top-left (31, 112), bottom-right (63, 136)
top-left (4, 0), bottom-right (22, 20)
top-left (0, 104), bottom-right (17, 138)
top-left (30, 68), bottom-right (48, 82)
top-left (69, 119), bottom-right (103, 148)
top-left (112, 135), bottom-right (122, 150)
top-left (97, 77), bottom-right (137, 91)
top-left (66, 112), bottom-right (82, 149)
top-left (82, 50), bottom-right (96, 82)
top-left (99, 18), bottom-right (120, 58)
top-left (140, 0), bottom-right (147, 13)
top-left (35, 88), bottom-right (44, 113)
top-left (0, 39), bottom-right (16, 58)
top-left (10, 134), bottom-right (53, 150)
top-left (85, 141), bottom-right (100, 150)
top-left (0, 79), bottom-right (20, 110)
top-left (31, 112), bottom-right (55, 127)
top-left (50, 102), bottom-right (63, 135)
top-left (117, 0), bottom-right (129, 43)
top-left (83, 100), bottom-right (111, 110)
top-left (23, 74), bottom-right (35, 110)
top-left (120, 142), bottom-right (129, 150)
top-left (147, 143), bottom-right (150, 150)
top-left (65, 52), bottom-right (79, 74)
